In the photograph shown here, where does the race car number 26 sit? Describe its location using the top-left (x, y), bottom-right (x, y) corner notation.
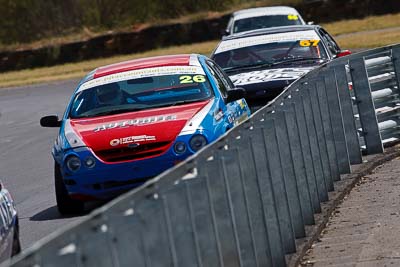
top-left (179, 75), bottom-right (206, 84)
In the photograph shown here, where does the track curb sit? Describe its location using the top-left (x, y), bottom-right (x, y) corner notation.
top-left (286, 144), bottom-right (400, 267)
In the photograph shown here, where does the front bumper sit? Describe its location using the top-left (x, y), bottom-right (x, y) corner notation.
top-left (59, 147), bottom-right (191, 200)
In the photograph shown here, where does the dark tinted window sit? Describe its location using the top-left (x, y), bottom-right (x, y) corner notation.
top-left (206, 62), bottom-right (229, 98)
top-left (319, 28), bottom-right (341, 55)
top-left (233, 15), bottom-right (303, 33)
top-left (214, 39), bottom-right (328, 70)
top-left (70, 73), bottom-right (214, 118)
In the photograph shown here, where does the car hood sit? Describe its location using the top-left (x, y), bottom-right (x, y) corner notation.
top-left (228, 66), bottom-right (316, 86)
top-left (67, 100), bottom-right (212, 152)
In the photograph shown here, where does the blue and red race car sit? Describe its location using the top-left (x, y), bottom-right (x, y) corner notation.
top-left (40, 54), bottom-right (250, 214)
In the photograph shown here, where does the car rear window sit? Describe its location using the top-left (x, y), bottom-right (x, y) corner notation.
top-left (233, 15), bottom-right (303, 33)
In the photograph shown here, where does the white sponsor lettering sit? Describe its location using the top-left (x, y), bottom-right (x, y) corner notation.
top-left (214, 30), bottom-right (320, 54)
top-left (110, 135), bottom-right (156, 147)
top-left (94, 115), bottom-right (177, 132)
top-left (229, 67), bottom-right (315, 85)
top-left (78, 66), bottom-right (206, 93)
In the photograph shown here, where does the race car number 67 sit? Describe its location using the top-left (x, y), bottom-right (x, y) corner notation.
top-left (300, 40), bottom-right (320, 47)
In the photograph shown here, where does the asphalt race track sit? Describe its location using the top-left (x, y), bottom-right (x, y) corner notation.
top-left (0, 79), bottom-right (93, 249)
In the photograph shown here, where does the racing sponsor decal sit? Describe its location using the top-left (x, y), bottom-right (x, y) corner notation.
top-left (110, 135), bottom-right (156, 147)
top-left (238, 99), bottom-right (246, 109)
top-left (179, 75), bottom-right (206, 84)
top-left (300, 40), bottom-right (320, 47)
top-left (234, 113), bottom-right (248, 126)
top-left (78, 66), bottom-right (206, 93)
top-left (287, 14), bottom-right (299, 20)
top-left (229, 67), bottom-right (315, 85)
top-left (94, 115), bottom-right (177, 132)
top-left (214, 109), bottom-right (224, 121)
top-left (214, 30), bottom-right (320, 54)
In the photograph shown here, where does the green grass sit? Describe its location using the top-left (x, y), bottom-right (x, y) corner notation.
top-left (322, 13), bottom-right (400, 36)
top-left (336, 28), bottom-right (400, 49)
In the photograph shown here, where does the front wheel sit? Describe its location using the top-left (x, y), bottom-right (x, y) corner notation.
top-left (11, 220), bottom-right (21, 256)
top-left (54, 163), bottom-right (84, 215)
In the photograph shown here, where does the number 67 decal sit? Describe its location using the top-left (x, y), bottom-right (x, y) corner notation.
top-left (299, 40), bottom-right (320, 47)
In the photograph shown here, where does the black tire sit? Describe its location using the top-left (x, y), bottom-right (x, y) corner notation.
top-left (11, 219), bottom-right (21, 256)
top-left (54, 163), bottom-right (84, 215)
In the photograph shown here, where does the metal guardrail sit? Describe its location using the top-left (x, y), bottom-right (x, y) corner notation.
top-left (8, 44), bottom-right (400, 267)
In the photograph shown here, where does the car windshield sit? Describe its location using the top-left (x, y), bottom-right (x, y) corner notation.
top-left (233, 15), bottom-right (303, 33)
top-left (69, 72), bottom-right (213, 118)
top-left (213, 39), bottom-right (328, 70)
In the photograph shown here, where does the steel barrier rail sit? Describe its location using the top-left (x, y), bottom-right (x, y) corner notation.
top-left (7, 44), bottom-right (400, 267)
top-left (342, 47), bottom-right (400, 152)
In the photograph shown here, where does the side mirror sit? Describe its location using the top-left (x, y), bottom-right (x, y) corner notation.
top-left (40, 115), bottom-right (61, 127)
top-left (307, 21), bottom-right (314, 25)
top-left (337, 50), bottom-right (352, 58)
top-left (227, 87), bottom-right (246, 102)
top-left (220, 28), bottom-right (230, 37)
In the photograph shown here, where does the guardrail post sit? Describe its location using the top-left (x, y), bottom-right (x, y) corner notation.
top-left (229, 129), bottom-right (286, 267)
top-left (392, 46), bottom-right (400, 95)
top-left (136, 191), bottom-right (176, 267)
top-left (332, 64), bottom-right (363, 164)
top-left (323, 69), bottom-right (351, 174)
top-left (257, 122), bottom-right (296, 254)
top-left (244, 129), bottom-right (286, 266)
top-left (202, 154), bottom-right (242, 266)
top-left (161, 182), bottom-right (201, 266)
top-left (275, 104), bottom-right (315, 226)
top-left (291, 90), bottom-right (327, 206)
top-left (107, 201), bottom-right (150, 266)
top-left (299, 86), bottom-right (331, 197)
top-left (185, 168), bottom-right (222, 266)
top-left (273, 111), bottom-right (306, 238)
top-left (312, 78), bottom-right (341, 182)
top-left (218, 149), bottom-right (259, 267)
top-left (305, 81), bottom-right (336, 188)
top-left (349, 57), bottom-right (384, 154)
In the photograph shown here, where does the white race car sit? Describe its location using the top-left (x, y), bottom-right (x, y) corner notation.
top-left (224, 6), bottom-right (307, 36)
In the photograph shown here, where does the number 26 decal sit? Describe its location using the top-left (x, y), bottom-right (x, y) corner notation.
top-left (299, 40), bottom-right (320, 47)
top-left (179, 75), bottom-right (206, 84)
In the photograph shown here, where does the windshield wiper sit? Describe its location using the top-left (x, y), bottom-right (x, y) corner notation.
top-left (93, 107), bottom-right (146, 117)
top-left (150, 99), bottom-right (206, 109)
top-left (223, 57), bottom-right (325, 73)
top-left (270, 57), bottom-right (325, 66)
top-left (224, 62), bottom-right (274, 73)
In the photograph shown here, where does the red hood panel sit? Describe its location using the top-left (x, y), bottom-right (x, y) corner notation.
top-left (70, 100), bottom-right (211, 153)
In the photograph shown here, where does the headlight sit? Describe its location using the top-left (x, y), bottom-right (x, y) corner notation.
top-left (84, 156), bottom-right (96, 168)
top-left (189, 135), bottom-right (207, 152)
top-left (174, 142), bottom-right (187, 154)
top-left (66, 156), bottom-right (81, 172)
